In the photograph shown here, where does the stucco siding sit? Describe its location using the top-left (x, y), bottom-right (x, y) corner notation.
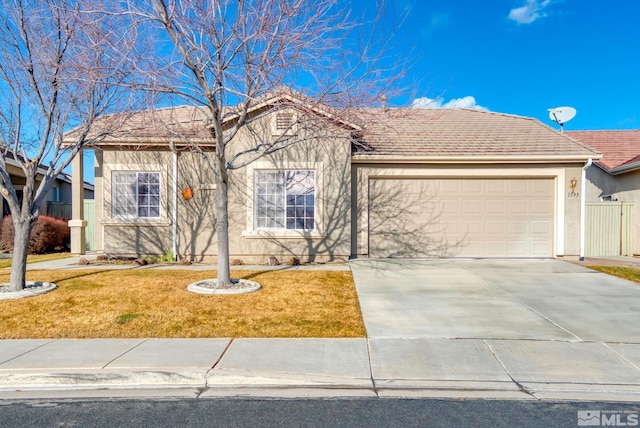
top-left (97, 113), bottom-right (353, 263)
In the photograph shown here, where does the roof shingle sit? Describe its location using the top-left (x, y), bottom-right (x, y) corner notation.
top-left (357, 108), bottom-right (599, 159)
top-left (566, 130), bottom-right (640, 171)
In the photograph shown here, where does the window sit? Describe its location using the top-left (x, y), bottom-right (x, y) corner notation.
top-left (255, 170), bottom-right (315, 230)
top-left (112, 172), bottom-right (160, 218)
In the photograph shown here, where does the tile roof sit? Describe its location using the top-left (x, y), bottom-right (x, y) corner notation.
top-left (355, 108), bottom-right (599, 160)
top-left (565, 130), bottom-right (640, 171)
top-left (67, 106), bottom-right (214, 146)
top-left (76, 100), bottom-right (599, 162)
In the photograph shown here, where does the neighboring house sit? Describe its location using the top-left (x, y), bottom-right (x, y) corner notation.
top-left (566, 130), bottom-right (640, 255)
top-left (68, 93), bottom-right (599, 262)
top-left (1, 154), bottom-right (94, 220)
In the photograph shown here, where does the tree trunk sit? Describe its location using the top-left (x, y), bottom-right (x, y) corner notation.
top-left (9, 218), bottom-right (32, 292)
top-left (215, 156), bottom-right (232, 286)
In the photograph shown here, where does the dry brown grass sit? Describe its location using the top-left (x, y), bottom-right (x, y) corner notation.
top-left (0, 269), bottom-right (366, 338)
top-left (587, 265), bottom-right (640, 284)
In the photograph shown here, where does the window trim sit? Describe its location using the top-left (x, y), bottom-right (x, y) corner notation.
top-left (254, 169), bottom-right (316, 231)
top-left (111, 171), bottom-right (161, 220)
top-left (243, 162), bottom-right (325, 239)
top-left (103, 163), bottom-right (168, 226)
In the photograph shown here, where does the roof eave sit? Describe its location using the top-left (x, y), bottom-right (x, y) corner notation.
top-left (351, 154), bottom-right (602, 164)
top-left (609, 161), bottom-right (640, 175)
top-left (62, 138), bottom-right (215, 149)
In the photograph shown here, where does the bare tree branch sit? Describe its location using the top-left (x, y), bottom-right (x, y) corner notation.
top-left (0, 0), bottom-right (138, 291)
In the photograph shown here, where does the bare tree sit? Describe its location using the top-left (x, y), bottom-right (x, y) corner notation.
top-left (0, 0), bottom-right (135, 291)
top-left (130, 0), bottom-right (402, 286)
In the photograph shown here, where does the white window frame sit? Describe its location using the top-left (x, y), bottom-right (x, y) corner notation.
top-left (254, 170), bottom-right (316, 231)
top-left (112, 171), bottom-right (161, 219)
top-left (103, 163), bottom-right (169, 226)
top-left (244, 162), bottom-right (325, 239)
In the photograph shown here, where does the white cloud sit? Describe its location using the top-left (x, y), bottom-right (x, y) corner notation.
top-left (508, 0), bottom-right (552, 24)
top-left (411, 96), bottom-right (488, 110)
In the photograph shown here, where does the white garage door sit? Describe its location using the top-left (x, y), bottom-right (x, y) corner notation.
top-left (368, 178), bottom-right (555, 258)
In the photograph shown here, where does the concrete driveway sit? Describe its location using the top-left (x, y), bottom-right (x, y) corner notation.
top-left (350, 259), bottom-right (640, 342)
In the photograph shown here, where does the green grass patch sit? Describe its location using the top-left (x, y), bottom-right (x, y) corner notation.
top-left (115, 313), bottom-right (141, 324)
top-left (587, 265), bottom-right (640, 283)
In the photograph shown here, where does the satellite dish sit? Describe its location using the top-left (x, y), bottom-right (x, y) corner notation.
top-left (548, 106), bottom-right (577, 132)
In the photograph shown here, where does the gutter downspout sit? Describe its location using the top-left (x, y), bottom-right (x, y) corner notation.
top-left (170, 142), bottom-right (178, 261)
top-left (580, 158), bottom-right (593, 261)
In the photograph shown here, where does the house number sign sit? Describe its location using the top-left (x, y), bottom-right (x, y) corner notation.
top-left (568, 177), bottom-right (580, 198)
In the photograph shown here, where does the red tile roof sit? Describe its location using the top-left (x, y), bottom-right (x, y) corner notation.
top-left (566, 130), bottom-right (640, 171)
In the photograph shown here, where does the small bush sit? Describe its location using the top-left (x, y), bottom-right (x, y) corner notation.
top-left (1, 215), bottom-right (70, 254)
top-left (230, 258), bottom-right (244, 266)
top-left (288, 256), bottom-right (300, 266)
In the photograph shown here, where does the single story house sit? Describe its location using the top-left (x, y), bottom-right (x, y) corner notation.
top-left (68, 93), bottom-right (600, 262)
top-left (566, 130), bottom-right (640, 255)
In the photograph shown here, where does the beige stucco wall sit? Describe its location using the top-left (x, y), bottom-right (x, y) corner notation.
top-left (586, 165), bottom-right (640, 254)
top-left (100, 150), bottom-right (174, 256)
top-left (97, 112), bottom-right (353, 263)
top-left (352, 163), bottom-right (586, 258)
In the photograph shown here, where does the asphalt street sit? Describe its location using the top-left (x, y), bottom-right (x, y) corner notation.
top-left (2, 397), bottom-right (640, 428)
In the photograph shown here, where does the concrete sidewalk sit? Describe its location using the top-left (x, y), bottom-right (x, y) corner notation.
top-left (2, 338), bottom-right (640, 401)
top-left (4, 255), bottom-right (640, 401)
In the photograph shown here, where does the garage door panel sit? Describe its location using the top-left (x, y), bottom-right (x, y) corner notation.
top-left (486, 200), bottom-right (506, 214)
top-left (462, 180), bottom-right (482, 193)
top-left (462, 200), bottom-right (483, 215)
top-left (531, 219), bottom-right (553, 235)
top-left (507, 220), bottom-right (527, 234)
top-left (531, 241), bottom-right (552, 256)
top-left (441, 180), bottom-right (460, 193)
top-left (507, 241), bottom-right (528, 257)
top-left (485, 220), bottom-right (506, 235)
top-left (463, 219), bottom-right (483, 234)
top-left (507, 200), bottom-right (529, 215)
top-left (442, 199), bottom-right (461, 215)
top-left (530, 179), bottom-right (553, 193)
top-left (486, 180), bottom-right (506, 193)
top-left (368, 178), bottom-right (554, 258)
top-left (485, 241), bottom-right (507, 256)
top-left (508, 180), bottom-right (529, 193)
top-left (531, 199), bottom-right (554, 215)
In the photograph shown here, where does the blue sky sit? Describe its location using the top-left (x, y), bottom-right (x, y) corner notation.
top-left (77, 0), bottom-right (638, 182)
top-left (377, 0), bottom-right (640, 131)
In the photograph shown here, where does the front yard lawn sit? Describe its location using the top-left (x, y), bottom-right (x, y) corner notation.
top-left (0, 269), bottom-right (365, 339)
top-left (588, 265), bottom-right (640, 284)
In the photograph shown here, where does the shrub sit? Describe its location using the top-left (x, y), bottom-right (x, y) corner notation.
top-left (288, 256), bottom-right (300, 266)
top-left (1, 215), bottom-right (70, 254)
